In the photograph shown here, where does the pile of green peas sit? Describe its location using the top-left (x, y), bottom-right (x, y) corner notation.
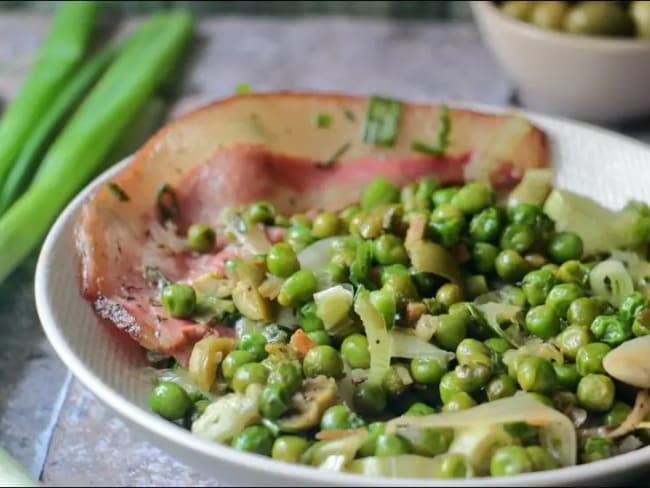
top-left (500, 1), bottom-right (650, 39)
top-left (147, 174), bottom-right (650, 478)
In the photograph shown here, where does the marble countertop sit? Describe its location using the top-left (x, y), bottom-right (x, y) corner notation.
top-left (2, 11), bottom-right (650, 487)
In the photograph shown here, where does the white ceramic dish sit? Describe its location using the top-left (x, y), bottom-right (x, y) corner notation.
top-left (35, 101), bottom-right (650, 487)
top-left (471, 1), bottom-right (650, 124)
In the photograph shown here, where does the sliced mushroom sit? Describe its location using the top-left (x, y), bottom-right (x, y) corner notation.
top-left (603, 335), bottom-right (650, 388)
top-left (277, 375), bottom-right (338, 432)
top-left (232, 280), bottom-right (271, 321)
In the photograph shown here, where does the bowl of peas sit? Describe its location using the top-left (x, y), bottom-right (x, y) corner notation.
top-left (471, 1), bottom-right (650, 123)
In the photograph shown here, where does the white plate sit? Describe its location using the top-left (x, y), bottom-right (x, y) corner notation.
top-left (35, 102), bottom-right (650, 487)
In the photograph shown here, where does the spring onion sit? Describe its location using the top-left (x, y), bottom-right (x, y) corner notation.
top-left (156, 183), bottom-right (180, 223)
top-left (354, 287), bottom-right (390, 385)
top-left (314, 113), bottom-right (332, 129)
top-left (589, 260), bottom-right (635, 308)
top-left (389, 328), bottom-right (454, 363)
top-left (362, 96), bottom-right (403, 147)
top-left (411, 104), bottom-right (451, 156)
top-left (0, 1), bottom-right (100, 189)
top-left (316, 142), bottom-right (351, 168)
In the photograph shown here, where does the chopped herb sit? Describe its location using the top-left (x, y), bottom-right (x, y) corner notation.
top-left (144, 265), bottom-right (171, 289)
top-left (316, 142), bottom-right (351, 168)
top-left (222, 311), bottom-right (241, 327)
top-left (156, 183), bottom-right (179, 223)
top-left (262, 418), bottom-right (282, 437)
top-left (411, 104), bottom-right (451, 156)
top-left (343, 107), bottom-right (356, 121)
top-left (363, 96), bottom-right (403, 147)
top-left (107, 182), bottom-right (130, 201)
top-left (235, 83), bottom-right (252, 95)
top-left (313, 112), bottom-right (332, 129)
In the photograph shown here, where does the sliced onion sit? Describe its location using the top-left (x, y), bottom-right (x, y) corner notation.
top-left (508, 168), bottom-right (554, 208)
top-left (354, 288), bottom-right (390, 386)
top-left (276, 306), bottom-right (298, 329)
top-left (618, 435), bottom-right (643, 455)
top-left (389, 328), bottom-right (454, 364)
top-left (610, 249), bottom-right (650, 288)
top-left (314, 285), bottom-right (354, 330)
top-left (220, 208), bottom-right (272, 255)
top-left (297, 236), bottom-right (341, 273)
top-left (590, 259), bottom-right (634, 308)
top-left (347, 454), bottom-right (453, 479)
top-left (311, 429), bottom-right (369, 470)
top-left (473, 302), bottom-right (527, 347)
top-left (414, 314), bottom-right (441, 342)
top-left (448, 424), bottom-right (513, 475)
top-left (503, 340), bottom-right (564, 367)
top-left (386, 394), bottom-right (577, 468)
top-left (603, 335), bottom-right (650, 389)
top-left (407, 240), bottom-right (463, 287)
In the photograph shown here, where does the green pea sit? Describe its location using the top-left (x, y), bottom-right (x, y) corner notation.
top-left (508, 203), bottom-right (542, 225)
top-left (187, 224), bottom-right (216, 253)
top-left (580, 437), bottom-right (615, 464)
top-left (380, 264), bottom-right (410, 286)
top-left (286, 225), bottom-right (315, 252)
top-left (238, 333), bottom-right (268, 361)
top-left (456, 338), bottom-right (491, 366)
top-left (517, 356), bottom-right (556, 394)
top-left (472, 242), bottom-right (499, 274)
top-left (410, 357), bottom-right (447, 384)
top-left (414, 177), bottom-right (440, 207)
top-left (602, 401), bottom-right (632, 427)
top-left (454, 363), bottom-right (492, 393)
top-left (321, 405), bottom-right (353, 430)
top-left (438, 453), bottom-right (472, 479)
top-left (490, 445), bottom-right (532, 477)
top-left (372, 234), bottom-right (408, 266)
top-left (383, 274), bottom-right (418, 308)
top-left (340, 334), bottom-right (371, 369)
top-left (576, 342), bottom-right (610, 376)
top-left (435, 283), bottom-right (463, 310)
top-left (382, 364), bottom-right (411, 397)
top-left (633, 308), bottom-right (650, 337)
top-left (266, 243), bottom-right (300, 278)
top-left (231, 424), bottom-right (274, 456)
top-left (556, 325), bottom-right (593, 360)
top-left (530, 0), bottom-right (570, 31)
top-left (370, 288), bottom-right (397, 329)
top-left (567, 297), bottom-right (601, 327)
top-left (267, 362), bottom-right (303, 394)
top-left (553, 363), bottom-right (581, 391)
top-left (486, 374), bottom-right (518, 401)
top-left (465, 275), bottom-right (489, 300)
top-left (161, 283), bottom-right (196, 318)
top-left (262, 324), bottom-right (289, 345)
top-left (272, 436), bottom-right (310, 463)
top-left (442, 392), bottom-right (477, 412)
top-left (246, 201), bottom-right (276, 225)
top-left (232, 363), bottom-right (268, 393)
top-left (525, 304), bottom-right (561, 340)
top-left (485, 337), bottom-right (512, 354)
top-left (375, 434), bottom-right (410, 457)
top-left (361, 177), bottom-right (399, 210)
top-left (302, 345), bottom-right (344, 379)
top-left (495, 249), bottom-right (528, 283)
top-left (431, 187), bottom-right (459, 208)
top-left (359, 422), bottom-right (386, 457)
top-left (452, 181), bottom-right (493, 215)
top-left (260, 384), bottom-right (290, 419)
top-left (411, 272), bottom-right (443, 297)
top-left (274, 215), bottom-right (291, 228)
top-left (405, 402), bottom-right (436, 416)
top-left (524, 253), bottom-right (548, 270)
top-left (439, 371), bottom-right (464, 404)
top-left (277, 270), bottom-right (317, 307)
top-left (221, 350), bottom-right (256, 381)
top-left (504, 422), bottom-right (539, 444)
top-left (620, 292), bottom-right (648, 322)
top-left (548, 232), bottom-right (583, 263)
top-left (563, 1), bottom-right (634, 37)
top-left (525, 445), bottom-right (558, 472)
top-left (353, 382), bottom-right (387, 416)
top-left (424, 297), bottom-right (447, 316)
top-left (434, 313), bottom-right (468, 351)
top-left (297, 301), bottom-right (324, 332)
top-left (149, 382), bottom-right (192, 420)
top-left (546, 283), bottom-right (584, 317)
top-left (522, 269), bottom-right (556, 306)
top-left (556, 260), bottom-right (588, 286)
top-left (469, 207), bottom-right (502, 243)
top-left (307, 330), bottom-right (331, 346)
top-left (577, 374), bottom-right (615, 412)
top-left (224, 258), bottom-right (243, 276)
top-left (528, 393), bottom-right (554, 408)
top-left (501, 0), bottom-right (535, 21)
top-left (405, 426), bottom-right (454, 457)
top-left (590, 315), bottom-right (632, 347)
top-left (337, 204), bottom-right (359, 225)
top-left (289, 214), bottom-right (312, 228)
top-left (312, 212), bottom-right (340, 238)
top-left (500, 223), bottom-right (536, 254)
top-left (503, 286), bottom-right (527, 307)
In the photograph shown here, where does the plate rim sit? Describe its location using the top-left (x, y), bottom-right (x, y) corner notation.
top-left (33, 98), bottom-right (650, 486)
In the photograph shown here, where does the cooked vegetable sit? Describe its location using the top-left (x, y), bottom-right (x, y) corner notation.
top-left (363, 96), bottom-right (403, 147)
top-left (0, 12), bottom-right (195, 284)
top-left (0, 1), bottom-right (101, 191)
top-left (411, 105), bottom-right (451, 156)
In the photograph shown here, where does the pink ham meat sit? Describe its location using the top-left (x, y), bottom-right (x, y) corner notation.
top-left (75, 92), bottom-right (549, 366)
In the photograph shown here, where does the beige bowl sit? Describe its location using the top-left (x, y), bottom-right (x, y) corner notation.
top-left (471, 1), bottom-right (650, 124)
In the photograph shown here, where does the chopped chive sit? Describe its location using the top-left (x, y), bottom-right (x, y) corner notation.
top-left (144, 265), bottom-right (171, 289)
top-left (314, 112), bottom-right (332, 129)
top-left (235, 83), bottom-right (252, 95)
top-left (363, 96), bottom-right (403, 147)
top-left (107, 182), bottom-right (130, 201)
top-left (411, 104), bottom-right (451, 156)
top-left (156, 183), bottom-right (179, 223)
top-left (343, 108), bottom-right (356, 121)
top-left (316, 142), bottom-right (351, 168)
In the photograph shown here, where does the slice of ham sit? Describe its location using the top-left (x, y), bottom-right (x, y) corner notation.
top-left (74, 92), bottom-right (549, 366)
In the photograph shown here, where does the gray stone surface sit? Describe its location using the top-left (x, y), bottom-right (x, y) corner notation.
top-left (1, 11), bottom-right (650, 487)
